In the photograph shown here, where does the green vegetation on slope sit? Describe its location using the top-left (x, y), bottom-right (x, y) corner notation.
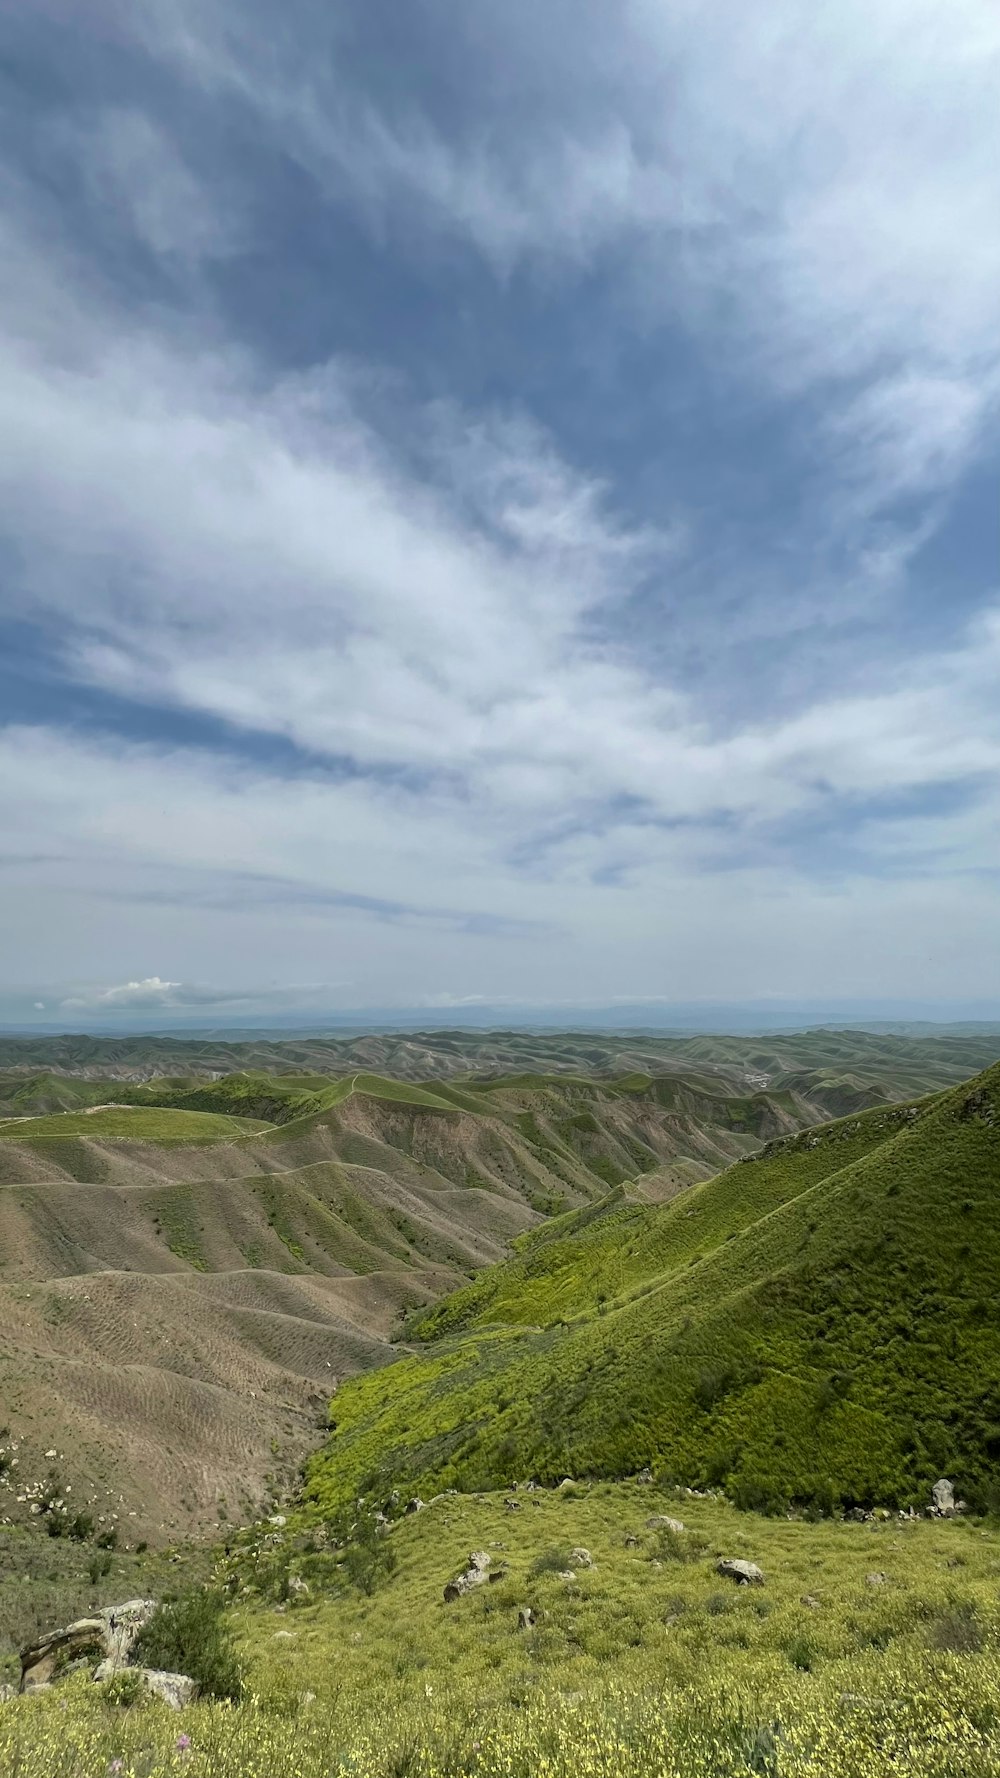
top-left (305, 1066), bottom-right (1000, 1515)
top-left (0, 1107), bottom-right (271, 1143)
top-left (7, 1483), bottom-right (1000, 1778)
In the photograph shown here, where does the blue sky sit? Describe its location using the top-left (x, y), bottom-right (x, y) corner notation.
top-left (1, 0), bottom-right (999, 1026)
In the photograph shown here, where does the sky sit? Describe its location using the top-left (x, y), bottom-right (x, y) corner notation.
top-left (1, 1), bottom-right (999, 1029)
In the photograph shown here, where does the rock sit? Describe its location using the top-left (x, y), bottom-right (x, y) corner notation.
top-left (558, 1477), bottom-right (575, 1489)
top-left (518, 1607), bottom-right (536, 1630)
top-left (624, 1534), bottom-right (638, 1548)
top-left (0, 1683), bottom-right (17, 1704)
top-left (647, 1516), bottom-right (686, 1534)
top-left (636, 1467), bottom-right (654, 1483)
top-left (287, 1575), bottom-right (310, 1597)
top-left (21, 1619), bottom-right (106, 1692)
top-left (716, 1559), bottom-right (765, 1587)
top-left (444, 1552), bottom-right (492, 1601)
top-left (141, 1669), bottom-right (199, 1709)
top-left (97, 1601), bottom-right (158, 1673)
top-left (866, 1571), bottom-right (888, 1588)
top-left (268, 1514), bottom-right (287, 1527)
top-left (800, 1595), bottom-right (822, 1610)
top-left (272, 1631), bottom-right (296, 1641)
top-left (20, 1599), bottom-right (157, 1692)
top-left (504, 1499), bottom-right (521, 1512)
top-left (931, 1479), bottom-right (956, 1518)
top-left (405, 1498), bottom-right (425, 1515)
top-left (557, 1571), bottom-right (576, 1581)
top-left (568, 1547), bottom-right (592, 1568)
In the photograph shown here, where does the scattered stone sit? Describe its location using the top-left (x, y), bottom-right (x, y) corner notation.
top-left (636, 1467), bottom-right (654, 1484)
top-left (557, 1571), bottom-right (577, 1582)
top-left (568, 1547), bottom-right (592, 1569)
top-left (716, 1559), bottom-right (765, 1587)
top-left (624, 1534), bottom-right (638, 1548)
top-left (518, 1607), bottom-right (536, 1630)
top-left (268, 1514), bottom-right (287, 1528)
top-left (505, 1499), bottom-right (521, 1512)
top-left (866, 1571), bottom-right (888, 1588)
top-left (444, 1552), bottom-right (492, 1601)
top-left (930, 1479), bottom-right (956, 1518)
top-left (405, 1498), bottom-right (425, 1515)
top-left (287, 1575), bottom-right (310, 1597)
top-left (647, 1516), bottom-right (686, 1534)
top-left (558, 1478), bottom-right (575, 1489)
top-left (800, 1595), bottom-right (822, 1610)
top-left (141, 1669), bottom-right (199, 1710)
top-left (272, 1631), bottom-right (296, 1642)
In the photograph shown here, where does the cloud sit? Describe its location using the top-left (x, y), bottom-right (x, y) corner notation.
top-left (0, 2), bottom-right (998, 1009)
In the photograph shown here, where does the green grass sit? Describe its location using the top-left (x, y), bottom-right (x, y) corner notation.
top-left (8, 1483), bottom-right (1000, 1776)
top-left (304, 1066), bottom-right (1000, 1516)
top-left (0, 1107), bottom-right (272, 1143)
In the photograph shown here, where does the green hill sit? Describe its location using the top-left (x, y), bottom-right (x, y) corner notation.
top-left (305, 1063), bottom-right (1000, 1516)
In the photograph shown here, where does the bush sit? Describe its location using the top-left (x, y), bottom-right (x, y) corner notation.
top-left (530, 1548), bottom-right (574, 1577)
top-left (928, 1603), bottom-right (982, 1654)
top-left (132, 1589), bottom-right (243, 1701)
top-left (101, 1669), bottom-right (146, 1709)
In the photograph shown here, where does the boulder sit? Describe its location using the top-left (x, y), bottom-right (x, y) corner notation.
top-left (800, 1595), bottom-right (822, 1610)
top-left (716, 1559), bottom-right (765, 1587)
top-left (405, 1498), bottom-right (425, 1515)
top-left (20, 1599), bottom-right (157, 1693)
top-left (931, 1479), bottom-right (956, 1518)
top-left (0, 1683), bottom-right (17, 1705)
top-left (568, 1548), bottom-right (593, 1569)
top-left (866, 1571), bottom-right (888, 1588)
top-left (21, 1619), bottom-right (106, 1692)
top-left (518, 1607), bottom-right (537, 1630)
top-left (287, 1575), bottom-right (310, 1597)
top-left (647, 1516), bottom-right (686, 1534)
top-left (444, 1551), bottom-right (491, 1601)
top-left (141, 1669), bottom-right (199, 1709)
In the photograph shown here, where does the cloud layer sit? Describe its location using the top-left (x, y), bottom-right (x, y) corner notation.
top-left (1, 1), bottom-right (999, 1016)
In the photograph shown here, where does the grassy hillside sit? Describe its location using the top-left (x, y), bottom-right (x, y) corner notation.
top-left (0, 1106), bottom-right (271, 1142)
top-left (6, 1479), bottom-right (1000, 1777)
top-left (304, 1065), bottom-right (1000, 1516)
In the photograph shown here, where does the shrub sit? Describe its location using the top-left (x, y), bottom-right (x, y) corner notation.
top-left (928, 1603), bottom-right (982, 1655)
top-left (530, 1548), bottom-right (574, 1577)
top-left (101, 1669), bottom-right (146, 1708)
top-left (132, 1589), bottom-right (243, 1701)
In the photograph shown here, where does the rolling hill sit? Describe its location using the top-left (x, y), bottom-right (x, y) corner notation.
top-left (0, 1063), bottom-right (832, 1537)
top-left (304, 1061), bottom-right (1000, 1517)
top-left (2, 1034), bottom-right (998, 1542)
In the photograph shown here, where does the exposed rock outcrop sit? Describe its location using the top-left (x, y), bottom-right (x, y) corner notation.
top-left (716, 1558), bottom-right (765, 1587)
top-left (444, 1550), bottom-right (491, 1601)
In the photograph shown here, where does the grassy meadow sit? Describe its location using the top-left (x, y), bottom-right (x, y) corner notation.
top-left (5, 1482), bottom-right (1000, 1775)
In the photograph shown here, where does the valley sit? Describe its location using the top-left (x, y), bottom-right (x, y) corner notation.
top-left (1, 1029), bottom-right (996, 1542)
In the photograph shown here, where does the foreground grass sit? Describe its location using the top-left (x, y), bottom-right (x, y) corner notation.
top-left (5, 1484), bottom-right (1000, 1775)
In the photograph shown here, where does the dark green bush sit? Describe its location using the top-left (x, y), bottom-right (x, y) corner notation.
top-left (132, 1589), bottom-right (243, 1701)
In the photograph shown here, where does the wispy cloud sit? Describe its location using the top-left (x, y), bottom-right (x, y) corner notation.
top-left (0, 1), bottom-right (998, 1009)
